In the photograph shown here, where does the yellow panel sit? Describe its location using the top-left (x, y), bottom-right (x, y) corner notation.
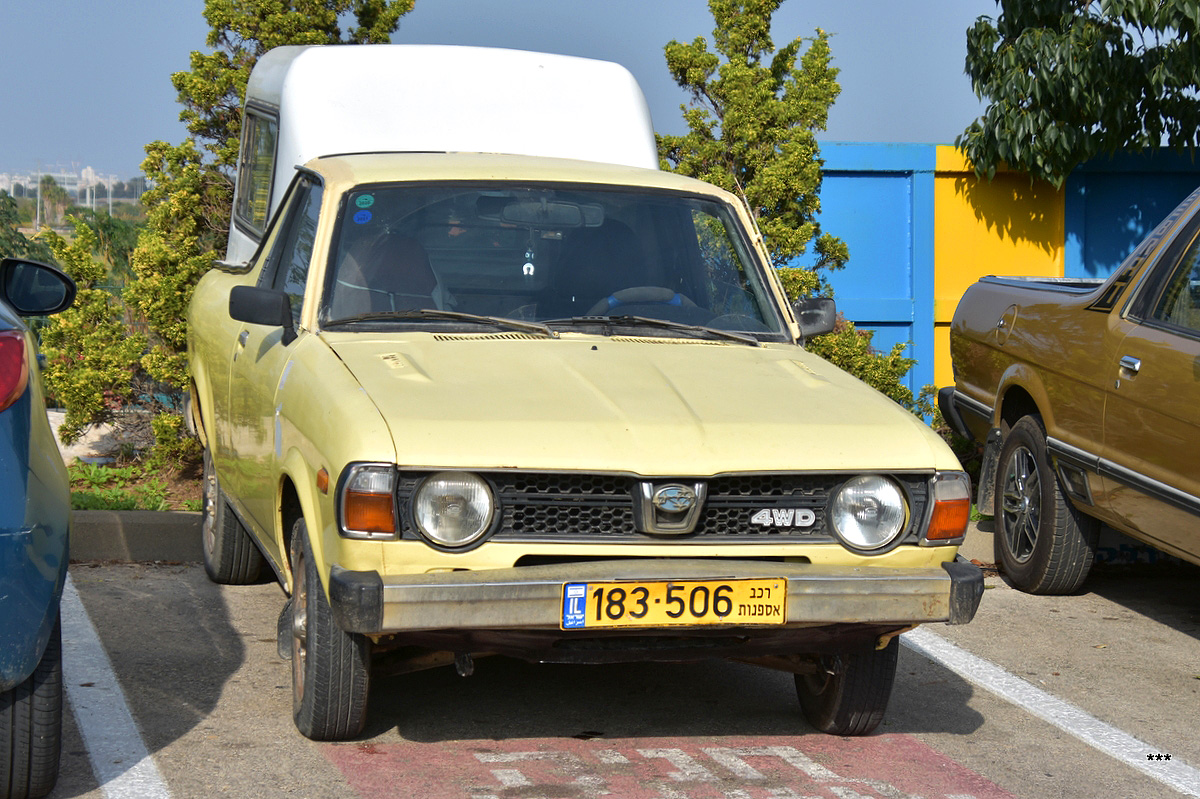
top-left (933, 323), bottom-right (954, 390)
top-left (933, 145), bottom-right (1065, 386)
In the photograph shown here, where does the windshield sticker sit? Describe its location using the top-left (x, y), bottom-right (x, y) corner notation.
top-left (353, 209), bottom-right (372, 225)
top-left (355, 194), bottom-right (375, 209)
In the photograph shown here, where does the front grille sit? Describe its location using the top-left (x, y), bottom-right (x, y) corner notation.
top-left (395, 471), bottom-right (931, 545)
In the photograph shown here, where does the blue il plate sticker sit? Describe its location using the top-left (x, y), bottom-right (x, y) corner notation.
top-left (562, 583), bottom-right (588, 628)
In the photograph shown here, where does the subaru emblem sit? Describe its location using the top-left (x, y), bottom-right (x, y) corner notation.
top-left (652, 484), bottom-right (697, 513)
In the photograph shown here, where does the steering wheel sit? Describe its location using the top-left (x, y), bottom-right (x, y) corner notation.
top-left (586, 286), bottom-right (698, 316)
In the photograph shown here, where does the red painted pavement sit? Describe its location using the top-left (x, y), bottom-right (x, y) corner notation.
top-left (324, 734), bottom-right (1014, 798)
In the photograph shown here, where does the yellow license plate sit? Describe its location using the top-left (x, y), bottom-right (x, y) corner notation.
top-left (561, 578), bottom-right (786, 629)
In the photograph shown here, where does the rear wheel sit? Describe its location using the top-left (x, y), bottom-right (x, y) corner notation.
top-left (795, 637), bottom-right (898, 736)
top-left (994, 415), bottom-right (1097, 594)
top-left (201, 449), bottom-right (264, 585)
top-left (0, 618), bottom-right (63, 799)
top-left (290, 519), bottom-right (370, 741)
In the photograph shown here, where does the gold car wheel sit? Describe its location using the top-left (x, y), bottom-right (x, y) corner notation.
top-left (994, 416), bottom-right (1097, 595)
top-left (1000, 445), bottom-right (1041, 564)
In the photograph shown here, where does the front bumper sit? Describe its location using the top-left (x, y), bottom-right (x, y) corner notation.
top-left (329, 557), bottom-right (984, 637)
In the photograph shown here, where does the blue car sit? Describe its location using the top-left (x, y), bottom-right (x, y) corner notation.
top-left (0, 257), bottom-right (76, 799)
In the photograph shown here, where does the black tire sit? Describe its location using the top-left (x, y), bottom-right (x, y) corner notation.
top-left (201, 449), bottom-right (264, 585)
top-left (1, 618), bottom-right (63, 799)
top-left (795, 637), bottom-right (898, 736)
top-left (994, 415), bottom-right (1098, 595)
top-left (290, 519), bottom-right (370, 741)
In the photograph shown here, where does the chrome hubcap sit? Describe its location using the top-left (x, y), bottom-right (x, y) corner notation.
top-left (1000, 445), bottom-right (1041, 563)
top-left (202, 455), bottom-right (217, 554)
top-left (292, 552), bottom-right (308, 700)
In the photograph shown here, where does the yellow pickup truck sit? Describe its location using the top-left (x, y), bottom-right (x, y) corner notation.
top-left (943, 186), bottom-right (1200, 595)
top-left (187, 44), bottom-right (981, 741)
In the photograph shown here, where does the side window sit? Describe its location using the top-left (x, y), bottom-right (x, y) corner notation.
top-left (1151, 233), bottom-right (1200, 335)
top-left (258, 178), bottom-right (324, 325)
top-left (234, 111), bottom-right (278, 235)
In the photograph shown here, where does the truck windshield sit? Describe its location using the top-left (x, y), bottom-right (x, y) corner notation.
top-left (323, 184), bottom-right (786, 336)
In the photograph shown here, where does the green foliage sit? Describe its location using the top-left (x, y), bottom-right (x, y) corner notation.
top-left (126, 0), bottom-right (414, 426)
top-left (38, 176), bottom-right (72, 227)
top-left (72, 210), bottom-right (142, 285)
top-left (147, 411), bottom-right (202, 470)
top-left (658, 0), bottom-right (847, 273)
top-left (960, 0), bottom-right (1200, 187)
top-left (38, 221), bottom-right (147, 444)
top-left (0, 190), bottom-right (54, 262)
top-left (68, 461), bottom-right (172, 511)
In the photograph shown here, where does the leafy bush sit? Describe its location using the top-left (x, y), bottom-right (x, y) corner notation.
top-left (38, 221), bottom-right (147, 444)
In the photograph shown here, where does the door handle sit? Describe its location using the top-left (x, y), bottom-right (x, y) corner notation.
top-left (233, 330), bottom-right (249, 362)
top-left (1118, 355), bottom-right (1141, 376)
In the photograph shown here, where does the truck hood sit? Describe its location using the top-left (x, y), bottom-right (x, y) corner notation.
top-left (324, 332), bottom-right (954, 474)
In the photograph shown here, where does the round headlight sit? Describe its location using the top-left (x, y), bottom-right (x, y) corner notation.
top-left (413, 472), bottom-right (494, 548)
top-left (830, 475), bottom-right (907, 551)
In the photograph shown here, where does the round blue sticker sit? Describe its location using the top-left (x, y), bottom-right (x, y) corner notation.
top-left (353, 209), bottom-right (372, 225)
top-left (355, 194), bottom-right (375, 209)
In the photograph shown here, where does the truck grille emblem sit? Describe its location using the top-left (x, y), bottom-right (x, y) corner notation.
top-left (634, 481), bottom-right (707, 534)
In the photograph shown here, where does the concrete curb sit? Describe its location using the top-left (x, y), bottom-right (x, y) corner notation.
top-left (70, 510), bottom-right (203, 563)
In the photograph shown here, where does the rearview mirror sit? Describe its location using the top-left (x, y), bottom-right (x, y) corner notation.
top-left (229, 285), bottom-right (297, 345)
top-left (0, 258), bottom-right (76, 317)
top-left (792, 296), bottom-right (836, 339)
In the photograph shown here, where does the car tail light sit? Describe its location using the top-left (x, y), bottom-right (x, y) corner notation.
top-left (0, 331), bottom-right (30, 412)
top-left (925, 472), bottom-right (971, 542)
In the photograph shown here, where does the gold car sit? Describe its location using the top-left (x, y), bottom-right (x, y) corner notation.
top-left (188, 152), bottom-right (981, 741)
top-left (945, 186), bottom-right (1200, 594)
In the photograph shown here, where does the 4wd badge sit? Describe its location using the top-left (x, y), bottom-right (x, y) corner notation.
top-left (750, 508), bottom-right (816, 528)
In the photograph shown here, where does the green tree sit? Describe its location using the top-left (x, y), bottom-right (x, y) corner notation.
top-left (660, 0), bottom-right (928, 416)
top-left (38, 175), bottom-right (72, 227)
top-left (657, 0), bottom-right (847, 274)
top-left (73, 209), bottom-right (141, 285)
top-left (38, 221), bottom-right (147, 444)
top-left (960, 0), bottom-right (1200, 187)
top-left (124, 0), bottom-right (413, 455)
top-left (0, 190), bottom-right (54, 262)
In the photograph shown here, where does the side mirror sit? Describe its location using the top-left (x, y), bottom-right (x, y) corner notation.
top-left (0, 258), bottom-right (76, 317)
top-left (229, 285), bottom-right (297, 345)
top-left (792, 296), bottom-right (836, 340)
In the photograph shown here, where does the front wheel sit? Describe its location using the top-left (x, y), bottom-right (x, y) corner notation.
top-left (795, 637), bottom-right (898, 736)
top-left (994, 415), bottom-right (1097, 594)
top-left (290, 519), bottom-right (370, 741)
top-left (0, 618), bottom-right (63, 799)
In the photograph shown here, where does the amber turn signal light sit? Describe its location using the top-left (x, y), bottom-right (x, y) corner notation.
top-left (925, 472), bottom-right (971, 542)
top-left (339, 464), bottom-right (398, 538)
top-left (344, 491), bottom-right (396, 534)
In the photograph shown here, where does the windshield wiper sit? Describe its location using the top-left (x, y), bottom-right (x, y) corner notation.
top-left (324, 309), bottom-right (558, 338)
top-left (544, 315), bottom-right (760, 346)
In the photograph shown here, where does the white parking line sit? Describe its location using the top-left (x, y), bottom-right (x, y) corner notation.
top-left (904, 627), bottom-right (1200, 798)
top-left (60, 574), bottom-right (172, 799)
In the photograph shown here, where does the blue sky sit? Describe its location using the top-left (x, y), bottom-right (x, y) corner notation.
top-left (0, 0), bottom-right (998, 180)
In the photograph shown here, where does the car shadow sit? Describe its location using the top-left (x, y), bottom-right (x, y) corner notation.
top-left (367, 644), bottom-right (985, 743)
top-left (1082, 558), bottom-right (1200, 645)
top-left (49, 562), bottom-right (277, 798)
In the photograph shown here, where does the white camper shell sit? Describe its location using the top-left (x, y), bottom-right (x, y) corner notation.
top-left (226, 44), bottom-right (660, 264)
